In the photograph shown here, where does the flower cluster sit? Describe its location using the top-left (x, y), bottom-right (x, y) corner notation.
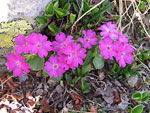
top-left (45, 32), bottom-right (87, 77)
top-left (6, 22), bottom-right (134, 78)
top-left (6, 30), bottom-right (97, 78)
top-left (98, 22), bottom-right (134, 67)
top-left (6, 33), bottom-right (52, 77)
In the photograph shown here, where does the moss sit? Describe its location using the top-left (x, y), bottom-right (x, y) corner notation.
top-left (0, 20), bottom-right (33, 48)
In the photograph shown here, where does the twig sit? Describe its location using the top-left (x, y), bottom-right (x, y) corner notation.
top-left (71, 0), bottom-right (105, 34)
top-left (77, 0), bottom-right (84, 20)
top-left (133, 0), bottom-right (150, 38)
top-left (0, 76), bottom-right (13, 87)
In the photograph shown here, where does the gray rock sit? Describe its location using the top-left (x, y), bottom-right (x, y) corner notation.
top-left (0, 0), bottom-right (51, 22)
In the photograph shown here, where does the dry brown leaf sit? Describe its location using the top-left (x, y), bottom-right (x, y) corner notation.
top-left (12, 94), bottom-right (24, 100)
top-left (113, 91), bottom-right (121, 103)
top-left (27, 100), bottom-right (36, 107)
top-left (71, 93), bottom-right (83, 110)
top-left (40, 98), bottom-right (51, 112)
top-left (26, 92), bottom-right (33, 100)
top-left (0, 73), bottom-right (19, 92)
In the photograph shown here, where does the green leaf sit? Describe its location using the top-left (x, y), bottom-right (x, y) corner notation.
top-left (132, 92), bottom-right (142, 101)
top-left (27, 55), bottom-right (44, 71)
top-left (48, 24), bottom-right (60, 34)
top-left (90, 8), bottom-right (99, 15)
top-left (83, 50), bottom-right (93, 65)
top-left (42, 70), bottom-right (49, 77)
top-left (70, 13), bottom-right (76, 24)
top-left (36, 16), bottom-right (48, 24)
top-left (93, 55), bottom-right (104, 69)
top-left (83, 1), bottom-right (90, 12)
top-left (141, 92), bottom-right (149, 102)
top-left (90, 2), bottom-right (114, 21)
top-left (60, 0), bottom-right (67, 6)
top-left (45, 2), bottom-right (54, 16)
top-left (71, 77), bottom-right (80, 87)
top-left (73, 3), bottom-right (79, 13)
top-left (53, 1), bottom-right (59, 10)
top-left (65, 23), bottom-right (71, 30)
top-left (130, 64), bottom-right (142, 73)
top-left (64, 3), bottom-right (71, 10)
top-left (132, 105), bottom-right (144, 113)
top-left (65, 74), bottom-right (72, 84)
top-left (81, 64), bottom-right (91, 76)
top-left (139, 1), bottom-right (146, 10)
top-left (51, 76), bottom-right (63, 82)
top-left (81, 78), bottom-right (89, 94)
top-left (55, 8), bottom-right (65, 16)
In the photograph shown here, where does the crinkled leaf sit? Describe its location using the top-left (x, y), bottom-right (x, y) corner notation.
top-left (51, 76), bottom-right (62, 82)
top-left (93, 55), bottom-right (104, 69)
top-left (27, 55), bottom-right (44, 71)
top-left (42, 70), bottom-right (49, 77)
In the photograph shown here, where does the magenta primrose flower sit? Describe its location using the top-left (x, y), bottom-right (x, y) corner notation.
top-left (44, 55), bottom-right (65, 78)
top-left (99, 38), bottom-right (116, 60)
top-left (98, 21), bottom-right (119, 40)
top-left (52, 32), bottom-right (73, 53)
top-left (117, 32), bottom-right (128, 44)
top-left (61, 42), bottom-right (86, 69)
top-left (78, 29), bottom-right (98, 49)
top-left (14, 34), bottom-right (30, 54)
top-left (27, 33), bottom-right (52, 58)
top-left (5, 52), bottom-right (30, 77)
top-left (115, 42), bottom-right (134, 67)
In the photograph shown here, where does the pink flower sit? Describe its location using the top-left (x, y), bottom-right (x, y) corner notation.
top-left (44, 55), bottom-right (65, 78)
top-left (14, 34), bottom-right (30, 54)
top-left (77, 30), bottom-right (98, 49)
top-left (61, 42), bottom-right (86, 69)
top-left (5, 52), bottom-right (30, 77)
top-left (117, 32), bottom-right (128, 44)
top-left (98, 21), bottom-right (119, 40)
top-left (27, 33), bottom-right (52, 58)
top-left (99, 38), bottom-right (116, 60)
top-left (115, 43), bottom-right (134, 67)
top-left (52, 32), bottom-right (73, 53)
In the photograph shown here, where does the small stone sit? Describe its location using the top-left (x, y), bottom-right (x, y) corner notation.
top-left (98, 71), bottom-right (105, 81)
top-left (128, 75), bottom-right (138, 87)
top-left (103, 96), bottom-right (114, 104)
top-left (118, 101), bottom-right (129, 110)
top-left (56, 85), bottom-right (64, 94)
top-left (19, 73), bottom-right (29, 82)
top-left (114, 80), bottom-right (121, 87)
